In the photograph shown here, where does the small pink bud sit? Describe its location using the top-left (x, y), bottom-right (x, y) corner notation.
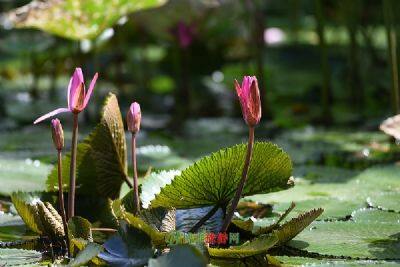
top-left (127, 102), bottom-right (141, 134)
top-left (51, 119), bottom-right (64, 150)
top-left (234, 76), bottom-right (262, 127)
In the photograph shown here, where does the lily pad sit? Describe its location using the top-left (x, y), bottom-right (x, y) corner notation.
top-left (150, 142), bottom-right (293, 209)
top-left (352, 209), bottom-right (400, 224)
top-left (367, 192), bottom-right (400, 212)
top-left (274, 198), bottom-right (364, 220)
top-left (289, 221), bottom-right (400, 259)
top-left (0, 159), bottom-right (51, 196)
top-left (0, 248), bottom-right (42, 266)
top-left (274, 256), bottom-right (400, 266)
top-left (6, 0), bottom-right (167, 40)
top-left (148, 245), bottom-right (207, 267)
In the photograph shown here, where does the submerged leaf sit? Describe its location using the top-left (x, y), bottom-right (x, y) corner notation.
top-left (148, 245), bottom-right (207, 267)
top-left (150, 142), bottom-right (292, 209)
top-left (99, 221), bottom-right (154, 267)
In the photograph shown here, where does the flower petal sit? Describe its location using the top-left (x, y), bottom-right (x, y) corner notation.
top-left (68, 68), bottom-right (84, 110)
top-left (33, 108), bottom-right (70, 124)
top-left (83, 72), bottom-right (98, 108)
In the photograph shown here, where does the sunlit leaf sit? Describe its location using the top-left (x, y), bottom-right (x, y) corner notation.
top-left (6, 0), bottom-right (167, 40)
top-left (289, 221), bottom-right (400, 259)
top-left (275, 208), bottom-right (323, 245)
top-left (0, 248), bottom-right (42, 266)
top-left (150, 142), bottom-right (293, 209)
top-left (208, 234), bottom-right (278, 258)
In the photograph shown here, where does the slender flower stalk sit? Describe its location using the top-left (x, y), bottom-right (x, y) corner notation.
top-left (221, 76), bottom-right (261, 232)
top-left (34, 68), bottom-right (98, 220)
top-left (127, 102), bottom-right (141, 214)
top-left (68, 113), bottom-right (78, 219)
top-left (51, 119), bottom-right (69, 256)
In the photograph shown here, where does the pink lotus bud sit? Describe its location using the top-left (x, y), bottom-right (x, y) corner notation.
top-left (33, 68), bottom-right (98, 124)
top-left (234, 76), bottom-right (262, 127)
top-left (68, 68), bottom-right (98, 114)
top-left (51, 119), bottom-right (64, 150)
top-left (127, 102), bottom-right (141, 134)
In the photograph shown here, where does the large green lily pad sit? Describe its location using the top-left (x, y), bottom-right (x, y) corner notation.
top-left (150, 142), bottom-right (293, 209)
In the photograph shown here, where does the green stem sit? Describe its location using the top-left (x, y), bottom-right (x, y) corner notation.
top-left (57, 150), bottom-right (69, 257)
top-left (220, 126), bottom-right (255, 232)
top-left (68, 113), bottom-right (78, 219)
top-left (131, 133), bottom-right (140, 214)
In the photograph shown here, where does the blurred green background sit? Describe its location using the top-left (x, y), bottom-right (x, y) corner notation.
top-left (0, 0), bottom-right (399, 186)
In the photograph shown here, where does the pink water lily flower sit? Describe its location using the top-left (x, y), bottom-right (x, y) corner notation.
top-left (234, 76), bottom-right (262, 127)
top-left (34, 68), bottom-right (98, 124)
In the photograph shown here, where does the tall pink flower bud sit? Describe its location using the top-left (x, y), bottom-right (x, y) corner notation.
top-left (234, 76), bottom-right (262, 127)
top-left (33, 68), bottom-right (98, 124)
top-left (51, 119), bottom-right (64, 151)
top-left (127, 102), bottom-right (141, 134)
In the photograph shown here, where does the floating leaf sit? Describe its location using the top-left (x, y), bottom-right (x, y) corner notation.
top-left (352, 209), bottom-right (400, 224)
top-left (148, 245), bottom-right (207, 267)
top-left (274, 198), bottom-right (363, 220)
top-left (47, 93), bottom-right (128, 199)
top-left (289, 221), bottom-right (400, 259)
top-left (0, 159), bottom-right (51, 196)
top-left (98, 221), bottom-right (154, 267)
top-left (6, 0), bottom-right (167, 40)
top-left (274, 256), bottom-right (399, 266)
top-left (150, 142), bottom-right (292, 209)
top-left (0, 248), bottom-right (41, 266)
top-left (68, 242), bottom-right (104, 267)
top-left (367, 192), bottom-right (400, 212)
top-left (275, 208), bottom-right (323, 245)
top-left (247, 165), bottom-right (400, 213)
top-left (208, 234), bottom-right (278, 259)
